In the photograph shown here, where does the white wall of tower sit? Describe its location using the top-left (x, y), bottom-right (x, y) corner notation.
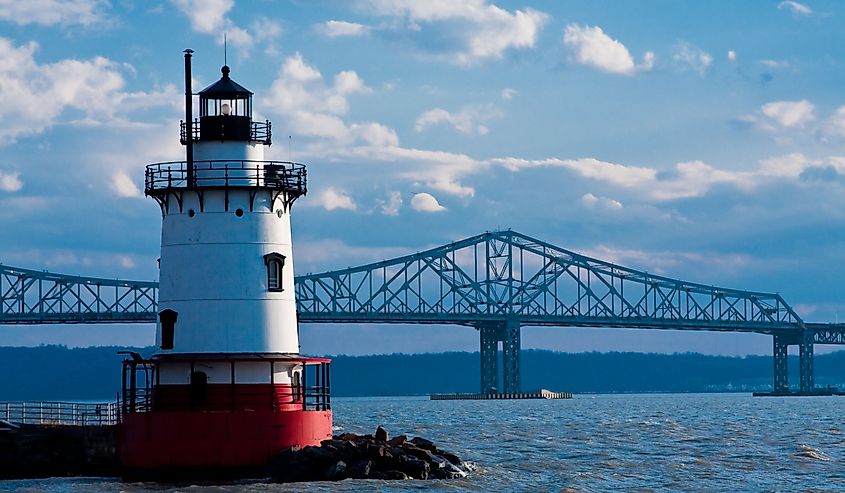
top-left (155, 140), bottom-right (300, 354)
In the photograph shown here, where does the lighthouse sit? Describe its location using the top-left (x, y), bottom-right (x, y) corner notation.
top-left (120, 50), bottom-right (332, 476)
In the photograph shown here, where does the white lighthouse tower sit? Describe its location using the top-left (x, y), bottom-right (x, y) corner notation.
top-left (120, 50), bottom-right (332, 476)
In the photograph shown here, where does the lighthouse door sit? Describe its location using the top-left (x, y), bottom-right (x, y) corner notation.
top-left (190, 371), bottom-right (208, 407)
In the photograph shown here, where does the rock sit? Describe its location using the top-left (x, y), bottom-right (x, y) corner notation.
top-left (318, 460), bottom-right (346, 481)
top-left (271, 459), bottom-right (310, 483)
top-left (440, 450), bottom-right (462, 465)
top-left (402, 444), bottom-right (433, 463)
top-left (300, 445), bottom-right (340, 464)
top-left (348, 459), bottom-right (373, 479)
top-left (409, 436), bottom-right (436, 452)
top-left (444, 461), bottom-right (468, 478)
top-left (267, 427), bottom-right (466, 483)
top-left (375, 426), bottom-right (389, 442)
top-left (430, 454), bottom-right (449, 470)
top-left (386, 435), bottom-right (407, 446)
top-left (377, 469), bottom-right (410, 480)
top-left (365, 443), bottom-right (386, 459)
top-left (398, 455), bottom-right (430, 480)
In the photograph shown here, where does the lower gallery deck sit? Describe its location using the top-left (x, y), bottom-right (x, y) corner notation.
top-left (120, 354), bottom-right (332, 471)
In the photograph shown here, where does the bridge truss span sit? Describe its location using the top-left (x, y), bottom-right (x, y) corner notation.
top-left (0, 265), bottom-right (157, 324)
top-left (3, 230), bottom-right (842, 395)
top-left (295, 230), bottom-right (802, 332)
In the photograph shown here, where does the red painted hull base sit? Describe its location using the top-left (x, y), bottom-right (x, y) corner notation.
top-left (121, 409), bottom-right (332, 473)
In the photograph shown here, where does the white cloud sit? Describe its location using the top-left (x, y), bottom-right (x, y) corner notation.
top-left (824, 106), bottom-right (845, 139)
top-left (411, 192), bottom-right (446, 212)
top-left (500, 88), bottom-right (517, 100)
top-left (563, 24), bottom-right (654, 76)
top-left (321, 145), bottom-right (481, 198)
top-left (318, 20), bottom-right (370, 37)
top-left (111, 172), bottom-right (142, 198)
top-left (295, 239), bottom-right (413, 273)
top-left (582, 245), bottom-right (754, 278)
top-left (415, 105), bottom-right (501, 135)
top-left (778, 1), bottom-right (812, 15)
top-left (0, 171), bottom-right (22, 192)
top-left (581, 192), bottom-right (623, 210)
top-left (761, 100), bottom-right (816, 128)
top-left (316, 187), bottom-right (357, 211)
top-left (0, 38), bottom-right (179, 145)
top-left (377, 191), bottom-right (403, 215)
top-left (169, 0), bottom-right (260, 54)
top-left (760, 59), bottom-right (789, 69)
top-left (359, 0), bottom-right (548, 65)
top-left (673, 42), bottom-right (713, 75)
top-left (492, 153), bottom-right (834, 202)
top-left (263, 53), bottom-right (385, 144)
top-left (0, 0), bottom-right (107, 27)
top-left (727, 50), bottom-right (737, 61)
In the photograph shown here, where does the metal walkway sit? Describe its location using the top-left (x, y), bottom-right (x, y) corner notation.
top-left (2, 230), bottom-right (843, 394)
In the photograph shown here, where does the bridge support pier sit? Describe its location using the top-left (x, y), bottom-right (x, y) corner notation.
top-left (479, 324), bottom-right (499, 394)
top-left (773, 334), bottom-right (789, 393)
top-left (799, 331), bottom-right (814, 393)
top-left (502, 318), bottom-right (521, 394)
top-left (476, 319), bottom-right (521, 394)
top-left (770, 331), bottom-right (815, 395)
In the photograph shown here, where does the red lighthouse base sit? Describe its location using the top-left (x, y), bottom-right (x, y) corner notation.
top-left (119, 355), bottom-right (333, 479)
top-left (121, 409), bottom-right (332, 476)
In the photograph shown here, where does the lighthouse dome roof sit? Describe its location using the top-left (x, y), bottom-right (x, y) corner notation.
top-left (198, 65), bottom-right (253, 99)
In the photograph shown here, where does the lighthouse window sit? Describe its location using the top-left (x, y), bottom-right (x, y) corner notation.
top-left (292, 371), bottom-right (301, 401)
top-left (158, 309), bottom-right (178, 350)
top-left (264, 253), bottom-right (285, 292)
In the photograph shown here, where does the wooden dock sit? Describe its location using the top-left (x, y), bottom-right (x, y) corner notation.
top-left (430, 389), bottom-right (572, 400)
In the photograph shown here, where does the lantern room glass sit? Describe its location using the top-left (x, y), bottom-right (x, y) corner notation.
top-left (201, 96), bottom-right (251, 118)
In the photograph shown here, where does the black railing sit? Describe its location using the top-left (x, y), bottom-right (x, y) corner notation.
top-left (121, 358), bottom-right (331, 414)
top-left (145, 160), bottom-right (307, 195)
top-left (1, 401), bottom-right (119, 426)
top-left (180, 119), bottom-right (272, 145)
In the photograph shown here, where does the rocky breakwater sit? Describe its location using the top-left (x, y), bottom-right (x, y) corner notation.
top-left (269, 426), bottom-right (472, 482)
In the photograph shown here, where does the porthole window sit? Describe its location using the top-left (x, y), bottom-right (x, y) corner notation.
top-left (235, 208), bottom-right (244, 217)
top-left (263, 253), bottom-right (285, 292)
top-left (188, 209), bottom-right (195, 218)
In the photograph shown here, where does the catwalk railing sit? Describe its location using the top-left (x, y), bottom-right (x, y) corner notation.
top-left (0, 401), bottom-right (118, 426)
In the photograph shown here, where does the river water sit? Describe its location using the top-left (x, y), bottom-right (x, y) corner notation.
top-left (5, 393), bottom-right (845, 492)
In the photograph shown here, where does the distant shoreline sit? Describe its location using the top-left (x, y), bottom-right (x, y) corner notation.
top-left (2, 346), bottom-right (844, 400)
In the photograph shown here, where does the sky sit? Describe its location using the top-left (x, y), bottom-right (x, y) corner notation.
top-left (0, 0), bottom-right (844, 355)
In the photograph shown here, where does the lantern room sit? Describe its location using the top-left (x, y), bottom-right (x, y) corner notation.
top-left (181, 65), bottom-right (271, 145)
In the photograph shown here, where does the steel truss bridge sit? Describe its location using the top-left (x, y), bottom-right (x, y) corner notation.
top-left (2, 230), bottom-right (843, 395)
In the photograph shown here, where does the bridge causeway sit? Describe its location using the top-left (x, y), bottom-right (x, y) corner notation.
top-left (2, 230), bottom-right (843, 395)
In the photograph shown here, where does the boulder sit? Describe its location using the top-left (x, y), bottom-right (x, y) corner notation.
top-left (402, 444), bottom-right (433, 463)
top-left (347, 459), bottom-right (373, 479)
top-left (409, 436), bottom-right (436, 452)
top-left (317, 460), bottom-right (346, 481)
top-left (268, 427), bottom-right (467, 483)
top-left (377, 469), bottom-right (410, 480)
top-left (374, 426), bottom-right (389, 442)
top-left (386, 435), bottom-right (407, 446)
top-left (398, 455), bottom-right (430, 480)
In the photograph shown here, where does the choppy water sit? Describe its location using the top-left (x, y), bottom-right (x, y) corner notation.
top-left (6, 393), bottom-right (845, 492)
